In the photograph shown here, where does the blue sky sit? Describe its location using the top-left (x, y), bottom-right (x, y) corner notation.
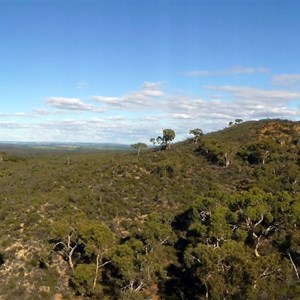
top-left (1, 0), bottom-right (300, 143)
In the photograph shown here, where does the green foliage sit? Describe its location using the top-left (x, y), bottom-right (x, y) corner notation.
top-left (228, 118), bottom-right (243, 126)
top-left (180, 189), bottom-right (300, 298)
top-left (131, 143), bottom-right (147, 156)
top-left (136, 213), bottom-right (177, 251)
top-left (78, 221), bottom-right (115, 257)
top-left (71, 263), bottom-right (102, 296)
top-left (235, 118), bottom-right (243, 124)
top-left (104, 213), bottom-right (177, 298)
top-left (1, 119), bottom-right (300, 299)
top-left (189, 128), bottom-right (203, 144)
top-left (163, 129), bottom-right (176, 144)
top-left (198, 139), bottom-right (237, 167)
top-left (152, 129), bottom-right (176, 150)
top-left (238, 141), bottom-right (275, 165)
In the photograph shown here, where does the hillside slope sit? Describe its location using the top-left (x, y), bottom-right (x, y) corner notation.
top-left (0, 119), bottom-right (300, 299)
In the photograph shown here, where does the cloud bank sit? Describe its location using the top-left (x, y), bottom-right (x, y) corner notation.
top-left (182, 66), bottom-right (270, 77)
top-left (1, 73), bottom-right (300, 144)
top-left (92, 81), bottom-right (163, 110)
top-left (272, 74), bottom-right (300, 86)
top-left (46, 97), bottom-right (104, 113)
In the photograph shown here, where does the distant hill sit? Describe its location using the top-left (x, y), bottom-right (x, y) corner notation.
top-left (0, 141), bottom-right (130, 153)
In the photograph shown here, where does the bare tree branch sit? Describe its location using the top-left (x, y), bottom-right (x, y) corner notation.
top-left (254, 214), bottom-right (264, 228)
top-left (288, 251), bottom-right (299, 280)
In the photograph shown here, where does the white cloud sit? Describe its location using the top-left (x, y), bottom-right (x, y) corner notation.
top-left (159, 84), bottom-right (300, 138)
top-left (172, 113), bottom-right (192, 119)
top-left (272, 74), bottom-right (300, 86)
top-left (0, 110), bottom-right (51, 118)
top-left (182, 66), bottom-right (270, 77)
top-left (144, 115), bottom-right (162, 122)
top-left (106, 115), bottom-right (126, 121)
top-left (0, 121), bottom-right (32, 129)
top-left (92, 96), bottom-right (127, 109)
top-left (32, 109), bottom-right (50, 116)
top-left (141, 81), bottom-right (163, 97)
top-left (92, 81), bottom-right (163, 110)
top-left (46, 97), bottom-right (93, 110)
top-left (45, 97), bottom-right (105, 113)
top-left (94, 97), bottom-right (120, 104)
top-left (0, 112), bottom-right (27, 117)
top-left (206, 85), bottom-right (300, 104)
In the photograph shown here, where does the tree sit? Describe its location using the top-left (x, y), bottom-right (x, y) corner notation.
top-left (155, 136), bottom-right (164, 150)
top-left (151, 130), bottom-right (176, 150)
top-left (235, 118), bottom-right (243, 124)
top-left (200, 140), bottom-right (236, 167)
top-left (238, 141), bottom-right (273, 165)
top-left (107, 242), bottom-right (146, 295)
top-left (50, 215), bottom-right (116, 296)
top-left (131, 143), bottom-right (147, 156)
top-left (150, 138), bottom-right (156, 146)
top-left (50, 218), bottom-right (81, 270)
top-left (135, 213), bottom-right (177, 253)
top-left (78, 221), bottom-right (115, 291)
top-left (189, 128), bottom-right (203, 144)
top-left (163, 129), bottom-right (176, 149)
top-left (0, 152), bottom-right (6, 162)
top-left (106, 214), bottom-right (176, 298)
top-left (180, 189), bottom-right (299, 299)
top-left (228, 119), bottom-right (243, 126)
top-left (71, 263), bottom-right (100, 296)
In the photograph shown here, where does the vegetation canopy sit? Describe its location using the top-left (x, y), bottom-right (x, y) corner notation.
top-left (0, 119), bottom-right (300, 299)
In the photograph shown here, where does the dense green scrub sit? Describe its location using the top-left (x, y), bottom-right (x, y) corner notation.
top-left (0, 119), bottom-right (300, 299)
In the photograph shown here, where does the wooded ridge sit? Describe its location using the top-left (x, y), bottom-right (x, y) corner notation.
top-left (0, 119), bottom-right (299, 299)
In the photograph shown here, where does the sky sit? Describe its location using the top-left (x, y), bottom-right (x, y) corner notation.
top-left (0, 0), bottom-right (300, 144)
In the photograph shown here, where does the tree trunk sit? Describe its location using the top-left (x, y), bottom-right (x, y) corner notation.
top-left (93, 253), bottom-right (100, 290)
top-left (262, 150), bottom-right (270, 165)
top-left (288, 251), bottom-right (299, 280)
top-left (224, 153), bottom-right (230, 168)
top-left (254, 237), bottom-right (261, 258)
top-left (67, 235), bottom-right (77, 270)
